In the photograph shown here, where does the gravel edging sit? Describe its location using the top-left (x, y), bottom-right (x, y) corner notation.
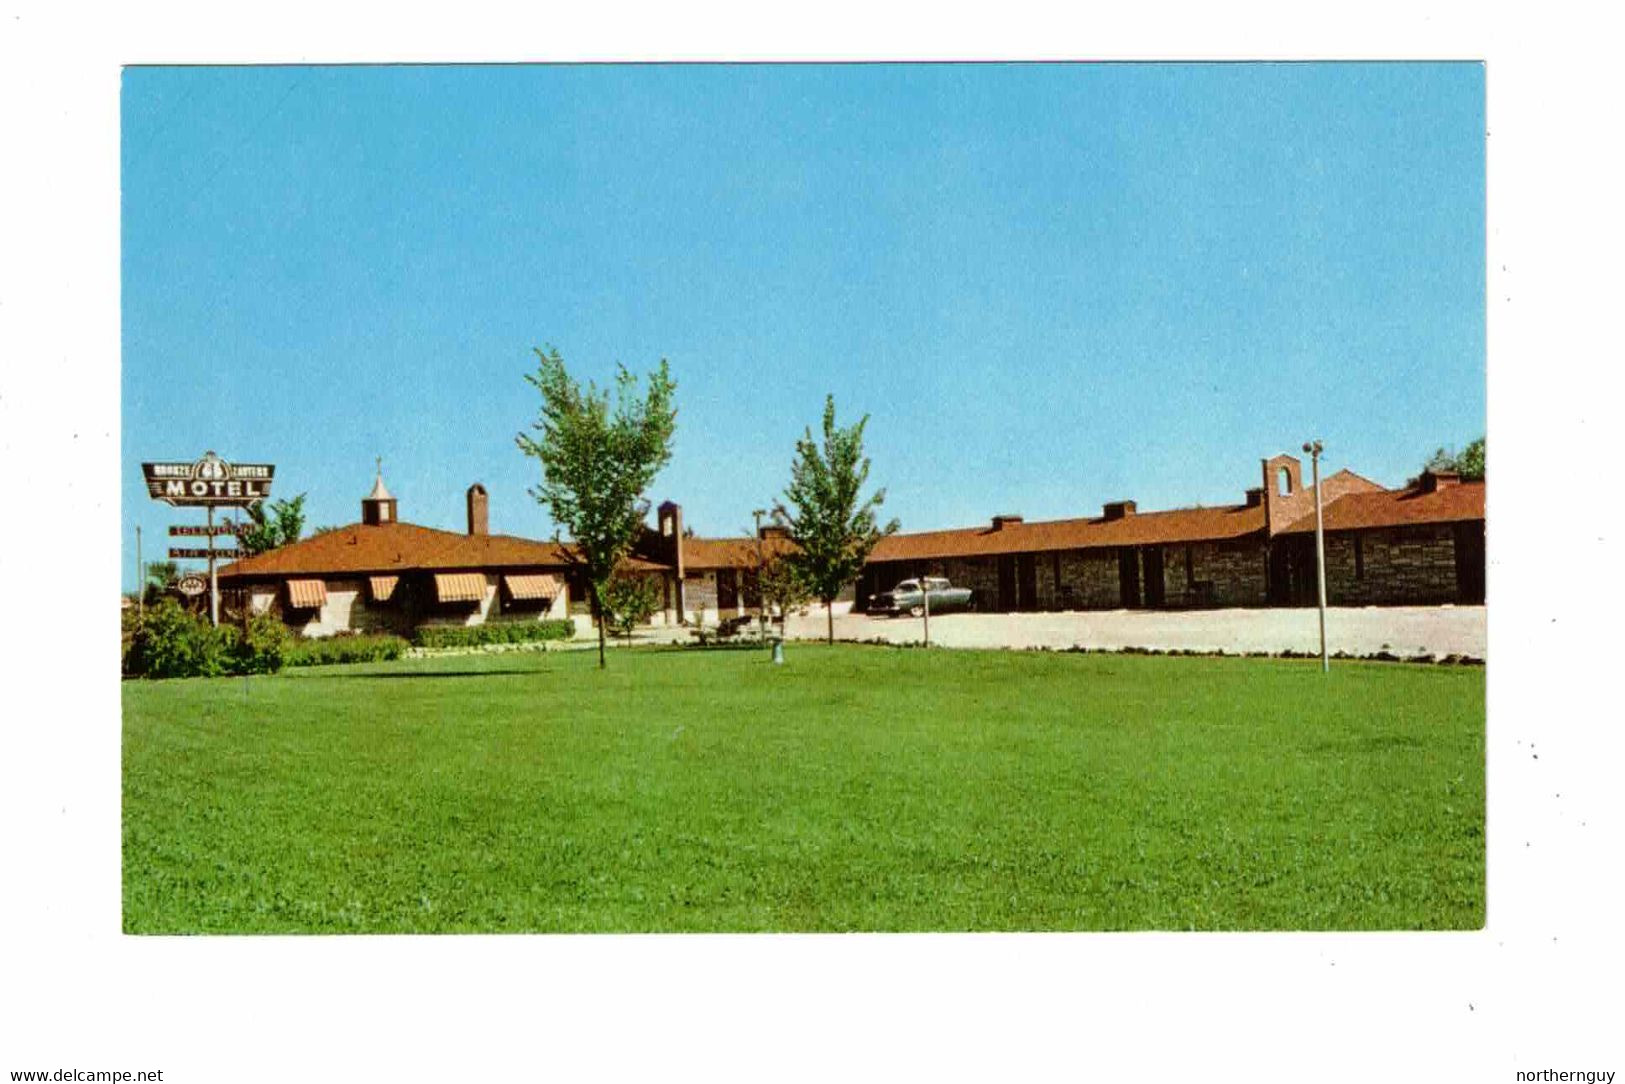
top-left (795, 636), bottom-right (1484, 665)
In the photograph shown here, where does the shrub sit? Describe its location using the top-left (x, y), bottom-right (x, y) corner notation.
top-left (126, 600), bottom-right (232, 679)
top-left (285, 634), bottom-right (409, 667)
top-left (412, 620), bottom-right (573, 649)
top-left (234, 612), bottom-right (292, 674)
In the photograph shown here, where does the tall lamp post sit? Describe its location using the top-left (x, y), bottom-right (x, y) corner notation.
top-left (1303, 439), bottom-right (1329, 673)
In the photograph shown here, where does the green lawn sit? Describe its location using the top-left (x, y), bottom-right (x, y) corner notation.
top-left (122, 645), bottom-right (1484, 933)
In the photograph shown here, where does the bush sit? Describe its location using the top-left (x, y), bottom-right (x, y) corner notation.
top-left (285, 634), bottom-right (409, 667)
top-left (412, 620), bottom-right (573, 649)
top-left (234, 612), bottom-right (291, 674)
top-left (126, 600), bottom-right (238, 679)
top-left (126, 601), bottom-right (302, 678)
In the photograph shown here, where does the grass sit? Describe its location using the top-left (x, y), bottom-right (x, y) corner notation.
top-left (122, 644), bottom-right (1484, 933)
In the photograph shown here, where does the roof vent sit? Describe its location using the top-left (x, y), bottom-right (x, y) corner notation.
top-left (1103, 500), bottom-right (1137, 520)
top-left (991, 514), bottom-right (1024, 530)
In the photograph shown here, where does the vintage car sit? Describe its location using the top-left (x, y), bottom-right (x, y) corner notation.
top-left (869, 576), bottom-right (974, 617)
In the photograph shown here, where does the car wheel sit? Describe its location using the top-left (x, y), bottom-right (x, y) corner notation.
top-left (908, 605), bottom-right (924, 618)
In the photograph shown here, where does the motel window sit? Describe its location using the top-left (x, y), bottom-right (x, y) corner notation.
top-left (1354, 535), bottom-right (1365, 580)
top-left (1184, 545), bottom-right (1194, 587)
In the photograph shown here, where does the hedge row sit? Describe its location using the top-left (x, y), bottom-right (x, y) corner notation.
top-left (285, 634), bottom-right (410, 667)
top-left (412, 620), bottom-right (574, 649)
top-left (124, 600), bottom-right (290, 679)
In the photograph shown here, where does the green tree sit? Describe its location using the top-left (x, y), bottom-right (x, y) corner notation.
top-left (143, 560), bottom-right (179, 601)
top-left (1415, 436), bottom-right (1486, 484)
top-left (775, 395), bottom-right (898, 643)
top-left (757, 552), bottom-right (812, 638)
top-left (516, 345), bottom-right (677, 669)
top-left (238, 494), bottom-right (308, 555)
top-left (602, 574), bottom-right (662, 642)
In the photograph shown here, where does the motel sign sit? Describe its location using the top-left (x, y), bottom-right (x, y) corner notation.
top-left (141, 451), bottom-right (276, 626)
top-left (142, 451), bottom-right (275, 507)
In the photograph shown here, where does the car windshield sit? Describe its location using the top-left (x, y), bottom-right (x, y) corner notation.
top-left (896, 580), bottom-right (918, 592)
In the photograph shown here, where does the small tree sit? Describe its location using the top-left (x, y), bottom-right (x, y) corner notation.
top-left (775, 395), bottom-right (899, 643)
top-left (238, 494), bottom-right (308, 555)
top-left (602, 573), bottom-right (661, 642)
top-left (758, 553), bottom-right (812, 637)
top-left (516, 345), bottom-right (677, 669)
top-left (143, 560), bottom-right (179, 605)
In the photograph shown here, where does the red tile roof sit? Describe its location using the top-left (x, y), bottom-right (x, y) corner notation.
top-left (217, 521), bottom-right (620, 580)
top-left (680, 535), bottom-right (798, 570)
top-left (869, 503), bottom-right (1268, 562)
top-left (1280, 481), bottom-right (1485, 534)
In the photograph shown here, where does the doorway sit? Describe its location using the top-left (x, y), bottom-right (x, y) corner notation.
top-left (1454, 521), bottom-right (1485, 603)
top-left (1142, 547), bottom-right (1165, 608)
top-left (997, 556), bottom-right (1016, 611)
top-left (1017, 554), bottom-right (1038, 611)
top-left (1117, 548), bottom-right (1140, 608)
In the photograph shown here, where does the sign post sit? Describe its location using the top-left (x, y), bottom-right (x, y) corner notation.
top-left (143, 451), bottom-right (275, 627)
top-left (208, 506), bottom-right (219, 626)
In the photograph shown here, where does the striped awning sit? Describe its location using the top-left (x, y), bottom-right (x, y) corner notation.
top-left (286, 579), bottom-right (327, 609)
top-left (503, 573), bottom-right (562, 601)
top-left (433, 572), bottom-right (487, 604)
top-left (368, 575), bottom-right (400, 602)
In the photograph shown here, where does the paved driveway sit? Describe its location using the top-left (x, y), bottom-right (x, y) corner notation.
top-left (781, 606), bottom-right (1486, 659)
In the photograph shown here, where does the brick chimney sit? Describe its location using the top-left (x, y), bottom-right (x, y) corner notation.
top-left (466, 483), bottom-right (489, 536)
top-left (991, 514), bottom-right (1024, 530)
top-left (1418, 470), bottom-right (1460, 493)
top-left (1244, 487), bottom-right (1264, 508)
top-left (758, 524), bottom-right (790, 540)
top-left (1102, 500), bottom-right (1136, 520)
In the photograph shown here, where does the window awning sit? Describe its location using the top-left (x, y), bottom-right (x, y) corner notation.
top-left (286, 579), bottom-right (327, 609)
top-left (368, 575), bottom-right (400, 603)
top-left (433, 572), bottom-right (487, 604)
top-left (503, 573), bottom-right (562, 601)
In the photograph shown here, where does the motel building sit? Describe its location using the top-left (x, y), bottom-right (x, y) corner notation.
top-left (630, 501), bottom-right (798, 627)
top-left (215, 449), bottom-right (1484, 639)
top-left (214, 472), bottom-right (784, 638)
top-left (217, 472), bottom-right (657, 637)
top-left (856, 451), bottom-right (1486, 613)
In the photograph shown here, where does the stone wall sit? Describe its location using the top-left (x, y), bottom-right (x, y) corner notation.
top-left (1056, 550), bottom-right (1123, 609)
top-left (683, 572), bottom-right (719, 622)
top-left (1323, 525), bottom-right (1461, 606)
top-left (1157, 540), bottom-right (1270, 608)
top-left (866, 539), bottom-right (1272, 612)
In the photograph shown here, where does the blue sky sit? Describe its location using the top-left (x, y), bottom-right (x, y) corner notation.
top-left (122, 63), bottom-right (1483, 585)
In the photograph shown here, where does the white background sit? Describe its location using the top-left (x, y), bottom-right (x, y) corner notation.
top-left (1, 3), bottom-right (1619, 1081)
